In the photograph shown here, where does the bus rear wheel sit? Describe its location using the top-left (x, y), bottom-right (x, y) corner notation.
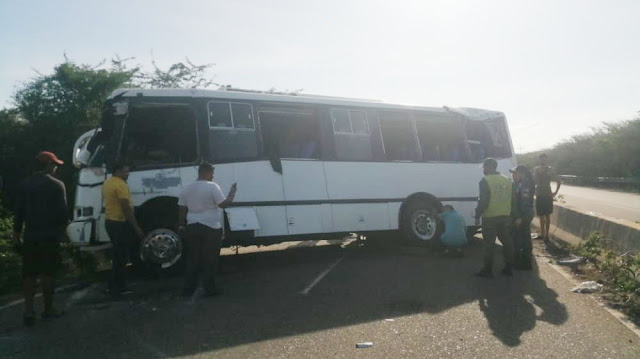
top-left (401, 200), bottom-right (442, 247)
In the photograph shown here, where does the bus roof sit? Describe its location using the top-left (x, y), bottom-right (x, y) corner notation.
top-left (108, 88), bottom-right (505, 120)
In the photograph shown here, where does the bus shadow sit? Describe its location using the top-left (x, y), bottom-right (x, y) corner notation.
top-left (3, 239), bottom-right (568, 358)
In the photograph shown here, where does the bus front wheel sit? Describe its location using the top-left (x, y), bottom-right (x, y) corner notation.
top-left (139, 228), bottom-right (183, 271)
top-left (136, 198), bottom-right (183, 274)
top-left (401, 201), bottom-right (442, 247)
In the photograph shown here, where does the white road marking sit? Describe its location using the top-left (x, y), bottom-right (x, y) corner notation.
top-left (0, 298), bottom-right (28, 311)
top-left (299, 255), bottom-right (345, 295)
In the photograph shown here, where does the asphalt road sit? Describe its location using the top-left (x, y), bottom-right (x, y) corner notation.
top-left (555, 183), bottom-right (640, 223)
top-left (1, 238), bottom-right (639, 359)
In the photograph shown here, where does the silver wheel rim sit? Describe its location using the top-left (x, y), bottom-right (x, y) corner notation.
top-left (140, 228), bottom-right (182, 268)
top-left (411, 209), bottom-right (437, 241)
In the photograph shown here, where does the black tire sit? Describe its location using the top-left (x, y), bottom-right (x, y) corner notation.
top-left (400, 200), bottom-right (442, 247)
top-left (136, 199), bottom-right (184, 274)
top-left (138, 228), bottom-right (183, 273)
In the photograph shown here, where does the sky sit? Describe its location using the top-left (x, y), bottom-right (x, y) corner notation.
top-left (1, 0), bottom-right (639, 153)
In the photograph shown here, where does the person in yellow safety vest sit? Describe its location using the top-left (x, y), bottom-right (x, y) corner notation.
top-left (474, 158), bottom-right (514, 278)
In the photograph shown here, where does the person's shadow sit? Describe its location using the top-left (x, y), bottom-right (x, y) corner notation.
top-left (476, 263), bottom-right (568, 346)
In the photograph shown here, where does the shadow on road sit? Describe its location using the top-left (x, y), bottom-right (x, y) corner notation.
top-left (0, 238), bottom-right (569, 358)
top-left (476, 262), bottom-right (568, 346)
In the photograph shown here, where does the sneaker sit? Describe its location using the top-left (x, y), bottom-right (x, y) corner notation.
top-left (41, 310), bottom-right (64, 320)
top-left (475, 270), bottom-right (493, 279)
top-left (23, 313), bottom-right (36, 327)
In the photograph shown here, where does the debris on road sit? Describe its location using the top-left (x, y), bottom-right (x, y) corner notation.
top-left (557, 256), bottom-right (586, 266)
top-left (571, 281), bottom-right (603, 293)
top-left (356, 342), bottom-right (373, 349)
top-left (384, 318), bottom-right (395, 322)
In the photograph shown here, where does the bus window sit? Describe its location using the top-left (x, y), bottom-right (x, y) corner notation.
top-left (331, 109), bottom-right (372, 161)
top-left (465, 117), bottom-right (512, 160)
top-left (379, 111), bottom-right (419, 161)
top-left (121, 104), bottom-right (198, 167)
top-left (260, 110), bottom-right (320, 159)
top-left (415, 115), bottom-right (468, 162)
top-left (208, 102), bottom-right (258, 161)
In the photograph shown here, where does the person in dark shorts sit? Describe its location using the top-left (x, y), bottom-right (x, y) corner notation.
top-left (12, 151), bottom-right (69, 326)
top-left (533, 153), bottom-right (561, 240)
top-left (510, 165), bottom-right (535, 270)
top-left (178, 162), bottom-right (236, 297)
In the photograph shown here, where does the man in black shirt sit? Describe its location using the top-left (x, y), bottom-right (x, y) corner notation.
top-left (13, 151), bottom-right (68, 326)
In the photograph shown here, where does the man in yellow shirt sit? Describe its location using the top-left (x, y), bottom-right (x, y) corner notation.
top-left (103, 163), bottom-right (143, 296)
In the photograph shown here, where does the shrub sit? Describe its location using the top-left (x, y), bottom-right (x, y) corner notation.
top-left (570, 231), bottom-right (640, 322)
top-left (0, 239), bottom-right (22, 294)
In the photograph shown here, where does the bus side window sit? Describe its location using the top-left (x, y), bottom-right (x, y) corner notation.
top-left (416, 115), bottom-right (468, 163)
top-left (208, 102), bottom-right (258, 162)
top-left (331, 109), bottom-right (373, 161)
top-left (465, 118), bottom-right (511, 160)
top-left (379, 111), bottom-right (419, 161)
top-left (259, 109), bottom-right (321, 160)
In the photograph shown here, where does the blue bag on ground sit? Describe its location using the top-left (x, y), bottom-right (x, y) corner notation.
top-left (438, 210), bottom-right (468, 247)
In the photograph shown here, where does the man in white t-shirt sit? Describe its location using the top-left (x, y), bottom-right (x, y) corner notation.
top-left (178, 162), bottom-right (236, 297)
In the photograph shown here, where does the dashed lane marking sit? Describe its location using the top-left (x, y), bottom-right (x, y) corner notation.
top-left (299, 255), bottom-right (345, 295)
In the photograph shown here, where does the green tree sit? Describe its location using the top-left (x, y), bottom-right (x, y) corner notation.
top-left (517, 115), bottom-right (640, 181)
top-left (1, 56), bottom-right (217, 203)
top-left (139, 58), bottom-right (218, 88)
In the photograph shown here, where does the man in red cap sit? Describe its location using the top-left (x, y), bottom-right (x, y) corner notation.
top-left (12, 151), bottom-right (68, 326)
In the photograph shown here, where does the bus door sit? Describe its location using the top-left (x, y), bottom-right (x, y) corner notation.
top-left (258, 110), bottom-right (331, 236)
top-left (208, 101), bottom-right (287, 237)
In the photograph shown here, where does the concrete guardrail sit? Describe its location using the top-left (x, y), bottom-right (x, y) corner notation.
top-left (546, 202), bottom-right (640, 252)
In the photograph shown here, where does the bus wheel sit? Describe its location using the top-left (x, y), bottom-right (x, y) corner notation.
top-left (401, 201), bottom-right (442, 247)
top-left (139, 228), bottom-right (183, 272)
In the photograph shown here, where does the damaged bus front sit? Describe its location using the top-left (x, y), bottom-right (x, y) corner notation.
top-left (67, 93), bottom-right (201, 270)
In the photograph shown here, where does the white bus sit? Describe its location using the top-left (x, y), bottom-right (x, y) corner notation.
top-left (67, 88), bottom-right (516, 269)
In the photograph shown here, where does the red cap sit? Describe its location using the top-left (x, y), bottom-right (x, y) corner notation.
top-left (35, 151), bottom-right (64, 165)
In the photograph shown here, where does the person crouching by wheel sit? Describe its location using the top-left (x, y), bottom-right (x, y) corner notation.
top-left (438, 205), bottom-right (468, 257)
